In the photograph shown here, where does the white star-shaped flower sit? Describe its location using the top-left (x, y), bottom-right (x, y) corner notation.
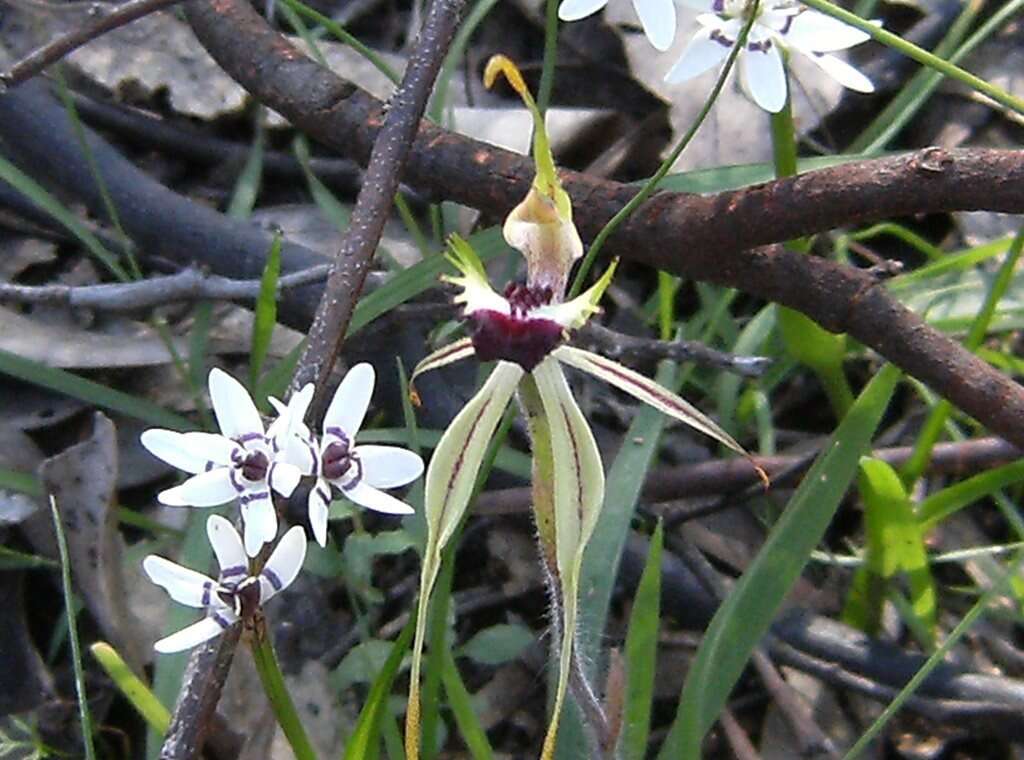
top-left (141, 369), bottom-right (308, 556)
top-left (143, 516), bottom-right (306, 653)
top-left (284, 363), bottom-right (424, 547)
top-left (558, 0), bottom-right (678, 52)
top-left (666, 0), bottom-right (877, 112)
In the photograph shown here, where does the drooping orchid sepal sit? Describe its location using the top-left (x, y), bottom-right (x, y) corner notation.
top-left (484, 55), bottom-right (583, 295)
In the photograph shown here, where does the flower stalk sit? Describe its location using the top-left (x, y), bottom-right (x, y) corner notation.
top-left (250, 622), bottom-right (320, 760)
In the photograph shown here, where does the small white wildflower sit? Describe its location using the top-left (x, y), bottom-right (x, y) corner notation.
top-left (558, 0), bottom-right (678, 52)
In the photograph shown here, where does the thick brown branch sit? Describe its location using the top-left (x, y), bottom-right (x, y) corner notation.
top-left (0, 0), bottom-right (185, 89)
top-left (184, 0), bottom-right (1024, 448)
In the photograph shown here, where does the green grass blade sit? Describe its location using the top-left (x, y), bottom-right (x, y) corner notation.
top-left (0, 543), bottom-right (57, 569)
top-left (51, 496), bottom-right (97, 760)
top-left (658, 364), bottom-right (901, 759)
top-left (0, 349), bottom-right (191, 430)
top-left (0, 153), bottom-right (127, 281)
top-left (440, 648), bottom-right (494, 760)
top-left (655, 154), bottom-right (883, 195)
top-left (91, 642), bottom-right (170, 733)
top-left (227, 117), bottom-right (265, 220)
top-left (250, 235), bottom-right (282, 391)
top-left (621, 522), bottom-right (663, 760)
top-left (251, 636), bottom-right (320, 760)
top-left (343, 618), bottom-right (416, 760)
top-left (919, 459), bottom-right (1024, 530)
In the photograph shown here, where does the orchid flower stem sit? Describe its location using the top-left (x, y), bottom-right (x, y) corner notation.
top-left (250, 628), bottom-right (319, 760)
top-left (538, 0), bottom-right (559, 115)
top-left (799, 0), bottom-right (1024, 119)
top-left (567, 0), bottom-right (760, 299)
top-left (900, 224), bottom-right (1024, 487)
top-left (769, 97), bottom-right (853, 419)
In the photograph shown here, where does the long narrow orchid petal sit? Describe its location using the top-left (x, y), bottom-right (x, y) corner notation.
top-left (154, 614), bottom-right (235, 654)
top-left (531, 358), bottom-right (605, 577)
top-left (425, 361), bottom-right (523, 549)
top-left (140, 430), bottom-right (238, 474)
top-left (553, 346), bottom-right (748, 456)
top-left (143, 556), bottom-right (217, 608)
top-left (531, 358), bottom-right (605, 760)
top-left (323, 363), bottom-right (375, 440)
top-left (342, 480), bottom-right (416, 515)
top-left (408, 361), bottom-right (522, 760)
top-left (206, 516), bottom-right (248, 578)
top-left (240, 495), bottom-right (277, 557)
top-left (409, 337), bottom-right (476, 391)
top-left (558, 0), bottom-right (606, 21)
top-left (209, 368), bottom-right (264, 440)
top-left (803, 51), bottom-right (874, 93)
top-left (258, 525), bottom-right (307, 603)
top-left (634, 0), bottom-right (676, 51)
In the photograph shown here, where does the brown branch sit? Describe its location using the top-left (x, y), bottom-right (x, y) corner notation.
top-left (475, 436), bottom-right (1022, 516)
top-left (0, 0), bottom-right (186, 90)
top-left (159, 628), bottom-right (241, 760)
top-left (0, 264), bottom-right (332, 310)
top-left (282, 0), bottom-right (465, 407)
top-left (183, 0), bottom-right (1024, 449)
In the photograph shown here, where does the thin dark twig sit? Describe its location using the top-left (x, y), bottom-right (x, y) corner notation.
top-left (0, 264), bottom-right (332, 310)
top-left (577, 323), bottom-right (772, 378)
top-left (158, 628), bottom-right (241, 760)
top-left (285, 0), bottom-right (466, 409)
top-left (0, 0), bottom-right (186, 89)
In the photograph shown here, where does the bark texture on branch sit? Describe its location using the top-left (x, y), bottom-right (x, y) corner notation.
top-left (184, 0), bottom-right (1024, 448)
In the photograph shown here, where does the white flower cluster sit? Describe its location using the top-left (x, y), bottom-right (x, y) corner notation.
top-left (140, 365), bottom-right (424, 652)
top-left (558, 0), bottom-right (878, 113)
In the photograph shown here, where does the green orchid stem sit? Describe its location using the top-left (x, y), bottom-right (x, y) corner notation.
top-left (250, 629), bottom-right (319, 760)
top-left (900, 224), bottom-right (1024, 487)
top-left (799, 0), bottom-right (1024, 118)
top-left (537, 0), bottom-right (559, 115)
top-left (567, 1), bottom-right (760, 299)
top-left (770, 100), bottom-right (853, 418)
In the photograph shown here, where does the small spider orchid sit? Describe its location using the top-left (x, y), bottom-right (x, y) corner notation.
top-left (143, 516), bottom-right (306, 653)
top-left (141, 369), bottom-right (309, 556)
top-left (278, 363), bottom-right (424, 547)
top-left (558, 0), bottom-right (678, 52)
top-left (667, 0), bottom-right (878, 112)
top-left (405, 56), bottom-right (756, 760)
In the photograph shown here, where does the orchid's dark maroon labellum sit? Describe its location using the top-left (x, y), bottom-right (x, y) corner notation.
top-left (466, 283), bottom-right (564, 371)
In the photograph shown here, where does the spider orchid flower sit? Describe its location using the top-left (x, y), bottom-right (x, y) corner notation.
top-left (143, 515), bottom-right (306, 653)
top-left (558, 0), bottom-right (677, 52)
top-left (405, 56), bottom-right (754, 760)
top-left (274, 363), bottom-right (424, 548)
top-left (667, 0), bottom-right (878, 113)
top-left (141, 369), bottom-right (309, 556)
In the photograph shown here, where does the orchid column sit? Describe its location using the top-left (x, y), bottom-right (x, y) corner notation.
top-left (404, 56), bottom-right (754, 760)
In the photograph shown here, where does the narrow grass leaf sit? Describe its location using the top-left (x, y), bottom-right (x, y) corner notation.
top-left (344, 619), bottom-right (416, 760)
top-left (51, 496), bottom-right (97, 760)
top-left (0, 349), bottom-right (190, 430)
top-left (0, 153), bottom-right (127, 280)
top-left (227, 118), bottom-right (265, 220)
top-left (441, 648), bottom-right (495, 760)
top-left (91, 642), bottom-right (170, 733)
top-left (658, 364), bottom-right (900, 759)
top-left (919, 460), bottom-right (1024, 530)
top-left (655, 154), bottom-right (881, 194)
top-left (621, 522), bottom-right (663, 760)
top-left (250, 235), bottom-right (282, 390)
top-left (0, 544), bottom-right (57, 569)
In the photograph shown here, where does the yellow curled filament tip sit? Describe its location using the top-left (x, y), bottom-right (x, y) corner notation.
top-left (484, 55), bottom-right (532, 105)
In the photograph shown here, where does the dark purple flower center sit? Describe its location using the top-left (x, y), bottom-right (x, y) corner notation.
top-left (468, 283), bottom-right (563, 372)
top-left (322, 440), bottom-right (353, 481)
top-left (239, 450), bottom-right (269, 482)
top-left (217, 577), bottom-right (262, 620)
